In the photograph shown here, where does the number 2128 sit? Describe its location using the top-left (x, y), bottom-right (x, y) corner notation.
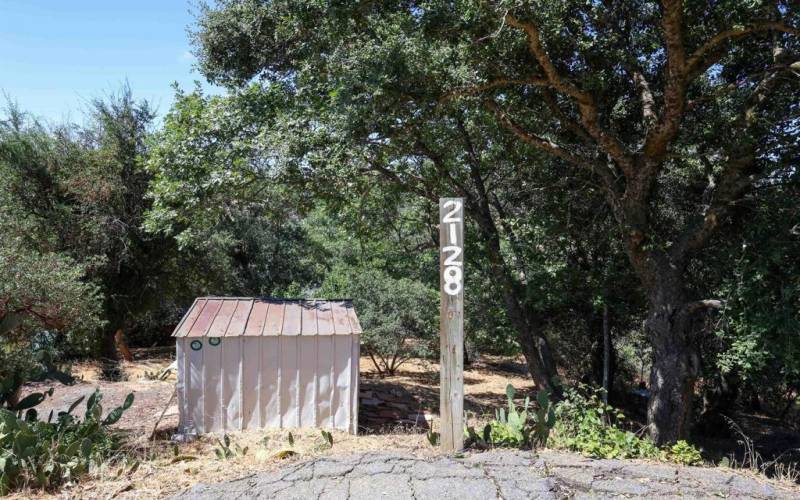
top-left (442, 200), bottom-right (463, 296)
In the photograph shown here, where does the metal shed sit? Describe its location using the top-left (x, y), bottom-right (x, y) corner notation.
top-left (172, 297), bottom-right (361, 435)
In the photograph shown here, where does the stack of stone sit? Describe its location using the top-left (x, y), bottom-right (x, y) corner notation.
top-left (358, 387), bottom-right (432, 430)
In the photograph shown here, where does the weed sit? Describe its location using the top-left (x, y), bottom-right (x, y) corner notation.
top-left (721, 416), bottom-right (800, 483)
top-left (214, 434), bottom-right (248, 460)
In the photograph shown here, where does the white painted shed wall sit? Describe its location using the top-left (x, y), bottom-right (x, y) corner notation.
top-left (176, 335), bottom-right (360, 434)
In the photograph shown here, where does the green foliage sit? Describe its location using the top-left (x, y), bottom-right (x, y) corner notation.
top-left (553, 385), bottom-right (703, 464)
top-left (145, 86), bottom-right (326, 299)
top-left (466, 385), bottom-right (555, 450)
top-left (708, 182), bottom-right (800, 415)
top-left (214, 434), bottom-right (248, 460)
top-left (320, 266), bottom-right (437, 375)
top-left (426, 430), bottom-right (440, 447)
top-left (668, 440), bottom-right (703, 466)
top-left (0, 240), bottom-right (103, 396)
top-left (320, 430), bottom-right (333, 449)
top-left (1, 87), bottom-right (250, 377)
top-left (553, 385), bottom-right (659, 459)
top-left (0, 389), bottom-right (134, 494)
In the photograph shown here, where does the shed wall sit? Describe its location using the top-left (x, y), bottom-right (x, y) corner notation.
top-left (177, 335), bottom-right (359, 434)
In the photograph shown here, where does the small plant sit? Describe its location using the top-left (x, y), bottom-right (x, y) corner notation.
top-left (669, 440), bottom-right (703, 466)
top-left (719, 417), bottom-right (800, 483)
top-left (553, 384), bottom-right (658, 459)
top-left (488, 384), bottom-right (531, 447)
top-left (530, 389), bottom-right (556, 447)
top-left (320, 430), bottom-right (334, 448)
top-left (0, 388), bottom-right (134, 494)
top-left (214, 434), bottom-right (248, 460)
top-left (465, 384), bottom-right (554, 450)
top-left (426, 430), bottom-right (440, 446)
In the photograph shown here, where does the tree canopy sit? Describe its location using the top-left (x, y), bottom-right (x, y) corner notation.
top-left (189, 0), bottom-right (799, 443)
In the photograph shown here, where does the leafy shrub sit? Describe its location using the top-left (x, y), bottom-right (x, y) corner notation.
top-left (553, 384), bottom-right (659, 459)
top-left (553, 384), bottom-right (702, 464)
top-left (668, 440), bottom-right (703, 466)
top-left (0, 388), bottom-right (134, 494)
top-left (553, 385), bottom-right (657, 459)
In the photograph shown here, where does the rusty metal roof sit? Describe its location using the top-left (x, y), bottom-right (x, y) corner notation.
top-left (171, 298), bottom-right (362, 337)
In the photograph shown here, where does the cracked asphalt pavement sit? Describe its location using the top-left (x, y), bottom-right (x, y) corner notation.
top-left (175, 450), bottom-right (797, 499)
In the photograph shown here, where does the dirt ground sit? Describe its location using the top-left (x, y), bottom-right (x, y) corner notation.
top-left (15, 350), bottom-right (535, 499)
top-left (15, 350), bottom-right (798, 499)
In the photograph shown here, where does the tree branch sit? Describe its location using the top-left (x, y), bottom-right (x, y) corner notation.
top-left (504, 13), bottom-right (634, 173)
top-left (358, 161), bottom-right (437, 203)
top-left (485, 100), bottom-right (587, 167)
top-left (642, 0), bottom-right (687, 162)
top-left (672, 153), bottom-right (756, 260)
top-left (644, 12), bottom-right (798, 161)
top-left (669, 28), bottom-right (792, 261)
top-left (685, 22), bottom-right (800, 80)
top-left (539, 88), bottom-right (592, 143)
top-left (504, 14), bottom-right (587, 101)
top-left (631, 69), bottom-right (657, 126)
top-left (683, 299), bottom-right (724, 315)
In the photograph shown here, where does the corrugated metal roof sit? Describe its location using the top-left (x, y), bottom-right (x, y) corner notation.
top-left (171, 297), bottom-right (363, 337)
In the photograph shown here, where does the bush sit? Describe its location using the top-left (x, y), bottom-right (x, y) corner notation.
top-left (668, 440), bottom-right (703, 466)
top-left (0, 388), bottom-right (134, 494)
top-left (552, 384), bottom-right (702, 464)
top-left (319, 266), bottom-right (437, 375)
top-left (553, 384), bottom-right (658, 459)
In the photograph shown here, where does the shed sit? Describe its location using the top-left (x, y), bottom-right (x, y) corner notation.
top-left (172, 297), bottom-right (361, 434)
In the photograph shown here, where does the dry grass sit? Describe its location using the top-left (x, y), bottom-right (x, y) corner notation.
top-left (720, 417), bottom-right (800, 485)
top-left (13, 354), bottom-right (533, 499)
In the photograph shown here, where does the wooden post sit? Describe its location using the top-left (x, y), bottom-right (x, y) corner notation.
top-left (439, 197), bottom-right (464, 452)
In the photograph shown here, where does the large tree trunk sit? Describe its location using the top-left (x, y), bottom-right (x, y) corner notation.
top-left (645, 272), bottom-right (699, 445)
top-left (507, 296), bottom-right (561, 396)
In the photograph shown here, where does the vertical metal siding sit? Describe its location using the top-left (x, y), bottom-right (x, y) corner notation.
top-left (176, 299), bottom-right (360, 434)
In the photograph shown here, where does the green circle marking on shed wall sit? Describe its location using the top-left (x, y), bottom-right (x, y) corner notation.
top-left (209, 337), bottom-right (221, 346)
top-left (190, 340), bottom-right (203, 351)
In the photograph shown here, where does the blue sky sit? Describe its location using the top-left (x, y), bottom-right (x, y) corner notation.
top-left (0, 1), bottom-right (219, 124)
